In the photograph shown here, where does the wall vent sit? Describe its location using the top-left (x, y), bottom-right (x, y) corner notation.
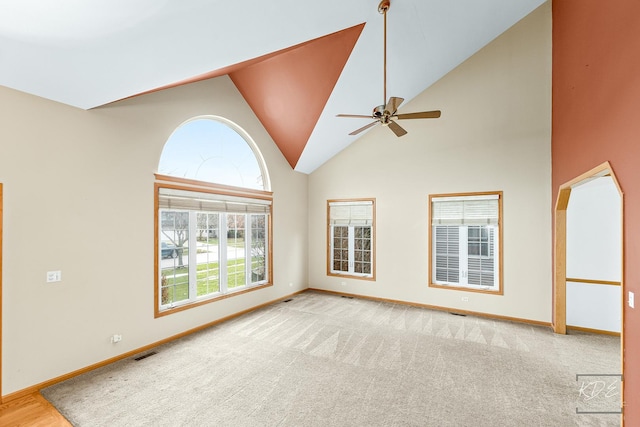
top-left (134, 351), bottom-right (157, 361)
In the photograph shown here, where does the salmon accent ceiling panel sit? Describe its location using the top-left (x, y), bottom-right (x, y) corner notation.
top-left (230, 24), bottom-right (364, 169)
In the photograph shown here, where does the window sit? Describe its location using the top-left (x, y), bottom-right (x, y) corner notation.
top-left (155, 117), bottom-right (272, 316)
top-left (157, 185), bottom-right (271, 312)
top-left (158, 116), bottom-right (268, 190)
top-left (429, 192), bottom-right (502, 293)
top-left (327, 199), bottom-right (375, 280)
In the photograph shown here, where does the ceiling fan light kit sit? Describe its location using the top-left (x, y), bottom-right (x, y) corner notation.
top-left (337, 0), bottom-right (441, 137)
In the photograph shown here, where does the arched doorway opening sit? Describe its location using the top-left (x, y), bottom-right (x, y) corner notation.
top-left (553, 161), bottom-right (624, 417)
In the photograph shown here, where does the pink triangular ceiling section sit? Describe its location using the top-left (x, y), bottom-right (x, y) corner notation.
top-left (230, 24), bottom-right (364, 169)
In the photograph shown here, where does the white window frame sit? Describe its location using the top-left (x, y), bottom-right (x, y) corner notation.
top-left (327, 199), bottom-right (375, 280)
top-left (429, 192), bottom-right (503, 294)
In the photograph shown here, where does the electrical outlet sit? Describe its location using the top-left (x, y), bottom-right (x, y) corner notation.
top-left (341, 281), bottom-right (347, 286)
top-left (111, 334), bottom-right (122, 343)
top-left (629, 291), bottom-right (635, 309)
top-left (461, 297), bottom-right (469, 302)
top-left (46, 271), bottom-right (62, 283)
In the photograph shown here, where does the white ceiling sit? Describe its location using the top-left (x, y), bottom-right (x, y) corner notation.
top-left (0, 0), bottom-right (546, 173)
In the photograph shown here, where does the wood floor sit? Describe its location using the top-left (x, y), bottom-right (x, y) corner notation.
top-left (0, 392), bottom-right (71, 427)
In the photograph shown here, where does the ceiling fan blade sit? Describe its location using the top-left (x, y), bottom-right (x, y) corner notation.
top-left (395, 110), bottom-right (442, 120)
top-left (337, 114), bottom-right (373, 119)
top-left (349, 121), bottom-right (379, 136)
top-left (386, 97), bottom-right (404, 114)
top-left (387, 120), bottom-right (407, 137)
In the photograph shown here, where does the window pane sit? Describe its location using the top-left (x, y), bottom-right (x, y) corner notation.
top-left (227, 214), bottom-right (246, 289)
top-left (355, 261), bottom-right (371, 274)
top-left (158, 118), bottom-right (264, 190)
top-left (250, 214), bottom-right (267, 283)
top-left (469, 243), bottom-right (480, 256)
top-left (353, 226), bottom-right (372, 277)
top-left (160, 210), bottom-right (190, 305)
top-left (481, 243), bottom-right (489, 257)
top-left (196, 213), bottom-right (220, 297)
top-left (434, 225), bottom-right (460, 284)
top-left (332, 226), bottom-right (349, 273)
top-left (468, 227), bottom-right (479, 238)
top-left (468, 227), bottom-right (496, 287)
top-left (468, 257), bottom-right (495, 286)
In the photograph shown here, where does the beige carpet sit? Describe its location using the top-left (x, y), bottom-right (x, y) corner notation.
top-left (42, 291), bottom-right (621, 426)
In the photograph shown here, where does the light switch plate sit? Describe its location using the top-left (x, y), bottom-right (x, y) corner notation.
top-left (46, 271), bottom-right (62, 283)
top-left (629, 291), bottom-right (635, 308)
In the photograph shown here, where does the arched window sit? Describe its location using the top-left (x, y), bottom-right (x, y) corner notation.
top-left (154, 117), bottom-right (272, 317)
top-left (158, 116), bottom-right (269, 190)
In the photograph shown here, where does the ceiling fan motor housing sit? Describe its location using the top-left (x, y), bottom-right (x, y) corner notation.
top-left (373, 104), bottom-right (386, 118)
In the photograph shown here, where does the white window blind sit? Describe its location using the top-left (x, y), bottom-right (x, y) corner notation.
top-left (329, 201), bottom-right (373, 226)
top-left (431, 194), bottom-right (499, 226)
top-left (159, 187), bottom-right (271, 214)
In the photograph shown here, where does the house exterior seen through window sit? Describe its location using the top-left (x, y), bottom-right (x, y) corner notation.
top-left (155, 117), bottom-right (272, 317)
top-left (327, 199), bottom-right (375, 280)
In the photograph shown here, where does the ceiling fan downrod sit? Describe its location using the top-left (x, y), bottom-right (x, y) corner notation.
top-left (378, 0), bottom-right (390, 106)
top-left (335, 0), bottom-right (441, 137)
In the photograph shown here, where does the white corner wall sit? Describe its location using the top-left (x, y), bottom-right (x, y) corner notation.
top-left (309, 3), bottom-right (552, 322)
top-left (566, 176), bottom-right (622, 332)
top-left (0, 76), bottom-right (308, 396)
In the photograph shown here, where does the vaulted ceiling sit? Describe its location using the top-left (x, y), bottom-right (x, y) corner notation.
top-left (0, 0), bottom-right (546, 173)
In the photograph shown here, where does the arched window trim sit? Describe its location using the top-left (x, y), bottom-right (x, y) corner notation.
top-left (162, 115), bottom-right (271, 191)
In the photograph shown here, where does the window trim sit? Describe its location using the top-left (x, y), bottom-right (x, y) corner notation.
top-left (154, 176), bottom-right (273, 318)
top-left (428, 191), bottom-right (503, 295)
top-left (326, 198), bottom-right (376, 281)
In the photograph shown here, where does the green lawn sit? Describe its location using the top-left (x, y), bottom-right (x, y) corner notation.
top-left (160, 258), bottom-right (264, 305)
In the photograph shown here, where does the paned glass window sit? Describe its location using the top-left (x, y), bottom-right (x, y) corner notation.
top-left (430, 192), bottom-right (502, 293)
top-left (328, 199), bottom-right (375, 279)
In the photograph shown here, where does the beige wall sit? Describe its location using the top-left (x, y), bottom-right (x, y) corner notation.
top-left (309, 4), bottom-right (551, 321)
top-left (0, 76), bottom-right (308, 395)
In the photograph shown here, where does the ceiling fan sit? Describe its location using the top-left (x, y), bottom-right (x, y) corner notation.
top-left (337, 0), bottom-right (441, 137)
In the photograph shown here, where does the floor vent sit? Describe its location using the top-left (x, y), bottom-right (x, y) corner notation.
top-left (341, 295), bottom-right (354, 299)
top-left (449, 312), bottom-right (467, 317)
top-left (134, 351), bottom-right (157, 361)
top-left (283, 298), bottom-right (293, 303)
